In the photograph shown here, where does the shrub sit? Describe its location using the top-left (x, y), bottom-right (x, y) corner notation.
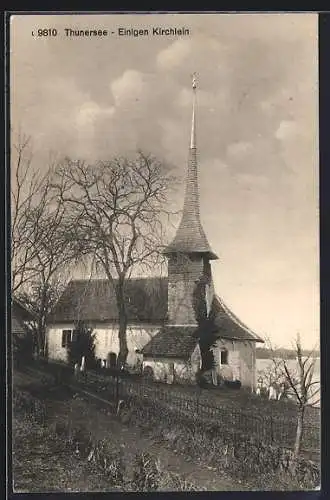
top-left (68, 321), bottom-right (96, 370)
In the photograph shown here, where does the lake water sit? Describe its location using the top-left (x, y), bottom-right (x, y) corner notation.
top-left (256, 357), bottom-right (320, 408)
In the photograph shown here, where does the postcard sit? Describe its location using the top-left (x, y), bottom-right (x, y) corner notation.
top-left (9, 12), bottom-right (320, 492)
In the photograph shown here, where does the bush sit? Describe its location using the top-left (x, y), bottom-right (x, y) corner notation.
top-left (68, 321), bottom-right (96, 370)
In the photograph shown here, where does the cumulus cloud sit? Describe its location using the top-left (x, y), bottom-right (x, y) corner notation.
top-left (156, 39), bottom-right (192, 71)
top-left (275, 120), bottom-right (298, 140)
top-left (75, 101), bottom-right (115, 127)
top-left (111, 69), bottom-right (146, 106)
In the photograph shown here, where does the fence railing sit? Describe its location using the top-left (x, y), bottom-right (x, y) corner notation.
top-left (33, 359), bottom-right (320, 453)
top-left (80, 369), bottom-right (320, 452)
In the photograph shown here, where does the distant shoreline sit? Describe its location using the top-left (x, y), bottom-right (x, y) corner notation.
top-left (256, 347), bottom-right (320, 360)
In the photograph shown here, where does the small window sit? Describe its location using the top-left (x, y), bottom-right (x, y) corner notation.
top-left (62, 330), bottom-right (72, 348)
top-left (220, 349), bottom-right (228, 365)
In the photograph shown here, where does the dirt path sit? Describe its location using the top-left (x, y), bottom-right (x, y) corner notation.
top-left (13, 369), bottom-right (247, 491)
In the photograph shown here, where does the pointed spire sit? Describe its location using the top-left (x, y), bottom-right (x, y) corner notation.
top-left (164, 74), bottom-right (218, 260)
top-left (190, 73), bottom-right (197, 149)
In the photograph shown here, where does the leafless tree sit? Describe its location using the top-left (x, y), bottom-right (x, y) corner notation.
top-left (264, 334), bottom-right (320, 458)
top-left (11, 132), bottom-right (79, 354)
top-left (53, 151), bottom-right (176, 366)
top-left (281, 334), bottom-right (320, 458)
top-left (11, 132), bottom-right (48, 292)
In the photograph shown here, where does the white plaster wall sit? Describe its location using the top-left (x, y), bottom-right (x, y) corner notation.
top-left (46, 324), bottom-right (71, 362)
top-left (143, 345), bottom-right (201, 384)
top-left (46, 323), bottom-right (159, 369)
top-left (213, 339), bottom-right (256, 388)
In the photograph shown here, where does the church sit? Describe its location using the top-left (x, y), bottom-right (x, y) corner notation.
top-left (46, 76), bottom-right (264, 389)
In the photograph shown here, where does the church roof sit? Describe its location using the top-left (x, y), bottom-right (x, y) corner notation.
top-left (211, 295), bottom-right (264, 343)
top-left (142, 326), bottom-right (197, 359)
top-left (163, 77), bottom-right (218, 260)
top-left (49, 279), bottom-right (263, 346)
top-left (141, 295), bottom-right (263, 359)
top-left (49, 278), bottom-right (168, 324)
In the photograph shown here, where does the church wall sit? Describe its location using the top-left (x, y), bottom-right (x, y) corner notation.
top-left (213, 339), bottom-right (256, 390)
top-left (143, 345), bottom-right (201, 384)
top-left (46, 323), bottom-right (160, 370)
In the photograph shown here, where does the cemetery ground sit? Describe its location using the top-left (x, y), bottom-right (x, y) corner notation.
top-left (12, 365), bottom-right (320, 492)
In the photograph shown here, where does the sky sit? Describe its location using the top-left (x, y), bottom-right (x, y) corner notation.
top-left (10, 13), bottom-right (319, 349)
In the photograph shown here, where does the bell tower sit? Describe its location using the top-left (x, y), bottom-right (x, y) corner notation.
top-left (163, 75), bottom-right (218, 326)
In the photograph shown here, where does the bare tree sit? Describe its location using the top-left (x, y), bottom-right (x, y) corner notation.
top-left (22, 171), bottom-right (81, 355)
top-left (53, 151), bottom-right (176, 366)
top-left (281, 334), bottom-right (320, 458)
top-left (265, 334), bottom-right (320, 458)
top-left (11, 132), bottom-right (79, 354)
top-left (11, 132), bottom-right (48, 292)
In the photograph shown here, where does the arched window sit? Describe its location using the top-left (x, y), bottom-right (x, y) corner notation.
top-left (220, 349), bottom-right (228, 365)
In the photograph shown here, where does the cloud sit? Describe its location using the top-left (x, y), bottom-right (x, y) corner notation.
top-left (226, 141), bottom-right (253, 159)
top-left (75, 101), bottom-right (115, 127)
top-left (111, 70), bottom-right (146, 106)
top-left (275, 120), bottom-right (298, 141)
top-left (156, 39), bottom-right (192, 71)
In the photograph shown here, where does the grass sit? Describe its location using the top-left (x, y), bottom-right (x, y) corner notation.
top-left (12, 370), bottom-right (239, 492)
top-left (13, 364), bottom-right (320, 492)
top-left (74, 368), bottom-right (320, 452)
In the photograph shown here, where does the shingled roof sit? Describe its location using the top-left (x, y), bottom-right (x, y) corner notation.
top-left (142, 326), bottom-right (197, 359)
top-left (212, 296), bottom-right (264, 343)
top-left (163, 81), bottom-right (217, 260)
top-left (49, 278), bottom-right (263, 349)
top-left (49, 278), bottom-right (168, 324)
top-left (141, 295), bottom-right (263, 359)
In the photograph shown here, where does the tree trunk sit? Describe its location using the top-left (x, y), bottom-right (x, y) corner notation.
top-left (294, 406), bottom-right (305, 458)
top-left (36, 290), bottom-right (47, 359)
top-left (116, 283), bottom-right (128, 368)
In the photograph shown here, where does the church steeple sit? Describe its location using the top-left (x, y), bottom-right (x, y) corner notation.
top-left (164, 74), bottom-right (218, 260)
